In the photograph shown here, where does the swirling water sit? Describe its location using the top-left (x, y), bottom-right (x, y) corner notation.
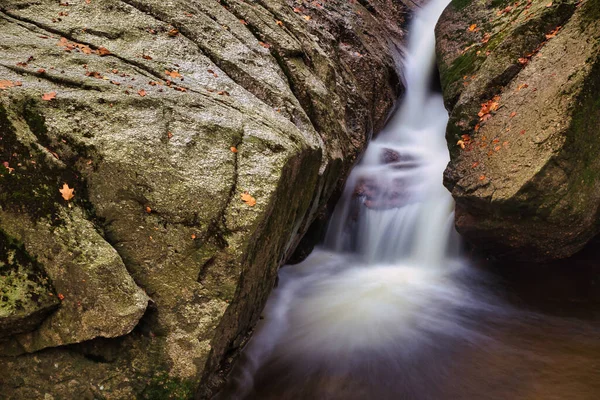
top-left (216, 0), bottom-right (600, 398)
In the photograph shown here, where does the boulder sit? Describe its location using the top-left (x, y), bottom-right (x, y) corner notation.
top-left (0, 0), bottom-right (408, 398)
top-left (436, 0), bottom-right (600, 261)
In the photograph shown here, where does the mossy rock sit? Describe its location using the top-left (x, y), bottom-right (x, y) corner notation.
top-left (437, 0), bottom-right (600, 260)
top-left (0, 230), bottom-right (59, 338)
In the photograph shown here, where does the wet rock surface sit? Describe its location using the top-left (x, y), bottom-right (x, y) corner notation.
top-left (0, 0), bottom-right (408, 398)
top-left (436, 0), bottom-right (600, 261)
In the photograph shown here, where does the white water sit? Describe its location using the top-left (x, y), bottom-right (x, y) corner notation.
top-left (215, 1), bottom-right (600, 398)
top-left (215, 0), bottom-right (491, 398)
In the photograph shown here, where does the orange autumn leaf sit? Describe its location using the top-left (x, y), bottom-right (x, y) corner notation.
top-left (145, 206), bottom-right (152, 213)
top-left (165, 69), bottom-right (182, 78)
top-left (241, 192), bottom-right (256, 207)
top-left (303, 15), bottom-right (311, 21)
top-left (479, 175), bottom-right (486, 181)
top-left (230, 146), bottom-right (238, 153)
top-left (59, 183), bottom-right (75, 201)
top-left (58, 293), bottom-right (65, 300)
top-left (168, 28), bottom-right (179, 37)
top-left (510, 111), bottom-right (517, 118)
top-left (191, 233), bottom-right (197, 239)
top-left (42, 91), bottom-right (57, 101)
top-left (0, 80), bottom-right (22, 90)
top-left (138, 89), bottom-right (147, 97)
top-left (468, 24), bottom-right (477, 32)
top-left (545, 26), bottom-right (561, 39)
top-left (96, 46), bottom-right (110, 56)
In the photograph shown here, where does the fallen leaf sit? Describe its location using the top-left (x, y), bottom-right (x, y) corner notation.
top-left (168, 28), bottom-right (179, 37)
top-left (468, 24), bottom-right (477, 32)
top-left (479, 175), bottom-right (486, 181)
top-left (37, 68), bottom-right (46, 73)
top-left (303, 15), bottom-right (311, 21)
top-left (520, 129), bottom-right (526, 135)
top-left (191, 233), bottom-right (197, 239)
top-left (472, 162), bottom-right (480, 168)
top-left (517, 83), bottom-right (529, 91)
top-left (510, 111), bottom-right (517, 118)
top-left (96, 46), bottom-right (110, 57)
top-left (58, 293), bottom-right (65, 300)
top-left (167, 131), bottom-right (173, 139)
top-left (276, 20), bottom-right (284, 27)
top-left (457, 140), bottom-right (466, 149)
top-left (230, 146), bottom-right (238, 153)
top-left (138, 89), bottom-right (146, 97)
top-left (241, 192), bottom-right (256, 207)
top-left (59, 183), bottom-right (74, 201)
top-left (0, 80), bottom-right (22, 90)
top-left (145, 206), bottom-right (152, 213)
top-left (240, 19), bottom-right (248, 25)
top-left (142, 54), bottom-right (153, 60)
top-left (85, 71), bottom-right (103, 79)
top-left (42, 92), bottom-right (57, 101)
top-left (545, 26), bottom-right (561, 39)
top-left (165, 69), bottom-right (182, 78)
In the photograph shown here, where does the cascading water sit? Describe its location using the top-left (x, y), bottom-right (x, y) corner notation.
top-left (216, 0), bottom-right (600, 398)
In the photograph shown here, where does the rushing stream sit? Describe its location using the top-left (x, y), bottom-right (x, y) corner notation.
top-left (216, 0), bottom-right (600, 399)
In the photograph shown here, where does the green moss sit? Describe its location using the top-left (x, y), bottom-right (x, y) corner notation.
top-left (440, 48), bottom-right (481, 97)
top-left (563, 55), bottom-right (600, 209)
top-left (580, 0), bottom-right (600, 30)
top-left (450, 0), bottom-right (474, 11)
top-left (140, 371), bottom-right (195, 400)
top-left (0, 229), bottom-right (58, 336)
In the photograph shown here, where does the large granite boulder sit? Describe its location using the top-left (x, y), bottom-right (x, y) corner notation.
top-left (0, 0), bottom-right (408, 398)
top-left (437, 0), bottom-right (600, 261)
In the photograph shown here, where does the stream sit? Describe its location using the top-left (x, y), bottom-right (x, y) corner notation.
top-left (216, 0), bottom-right (600, 398)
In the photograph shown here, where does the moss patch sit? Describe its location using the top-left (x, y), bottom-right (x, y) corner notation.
top-left (0, 229), bottom-right (59, 337)
top-left (140, 371), bottom-right (195, 400)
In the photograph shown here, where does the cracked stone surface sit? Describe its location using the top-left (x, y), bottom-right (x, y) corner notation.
top-left (0, 0), bottom-right (409, 398)
top-left (437, 0), bottom-right (600, 261)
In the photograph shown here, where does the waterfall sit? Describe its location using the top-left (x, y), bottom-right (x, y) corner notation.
top-left (216, 0), bottom-right (478, 398)
top-left (326, 0), bottom-right (455, 267)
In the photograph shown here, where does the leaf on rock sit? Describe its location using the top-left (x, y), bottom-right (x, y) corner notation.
top-left (138, 89), bottom-right (147, 97)
top-left (59, 183), bottom-right (75, 201)
top-left (468, 24), bottom-right (477, 32)
top-left (0, 80), bottom-right (22, 90)
top-left (42, 91), bottom-right (57, 101)
top-left (97, 46), bottom-right (110, 56)
top-left (165, 69), bottom-right (182, 78)
top-left (241, 192), bottom-right (256, 207)
top-left (230, 146), bottom-right (238, 153)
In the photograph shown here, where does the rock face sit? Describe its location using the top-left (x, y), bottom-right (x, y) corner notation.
top-left (0, 0), bottom-right (408, 398)
top-left (436, 0), bottom-right (600, 261)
